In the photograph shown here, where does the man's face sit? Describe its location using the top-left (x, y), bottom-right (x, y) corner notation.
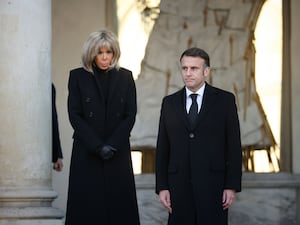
top-left (181, 56), bottom-right (210, 92)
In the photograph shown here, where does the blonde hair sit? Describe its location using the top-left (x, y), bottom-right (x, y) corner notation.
top-left (81, 29), bottom-right (120, 73)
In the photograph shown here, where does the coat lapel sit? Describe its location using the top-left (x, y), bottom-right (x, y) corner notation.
top-left (194, 83), bottom-right (217, 127)
top-left (171, 88), bottom-right (191, 130)
top-left (93, 68), bottom-right (120, 106)
top-left (93, 70), bottom-right (105, 103)
top-left (172, 83), bottom-right (218, 130)
top-left (107, 68), bottom-right (119, 104)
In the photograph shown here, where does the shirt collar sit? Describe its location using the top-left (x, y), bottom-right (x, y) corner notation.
top-left (185, 83), bottom-right (206, 98)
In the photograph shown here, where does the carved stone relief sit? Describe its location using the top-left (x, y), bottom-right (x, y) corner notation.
top-left (131, 0), bottom-right (276, 165)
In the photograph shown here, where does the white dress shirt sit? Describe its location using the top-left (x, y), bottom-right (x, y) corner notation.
top-left (185, 84), bottom-right (205, 113)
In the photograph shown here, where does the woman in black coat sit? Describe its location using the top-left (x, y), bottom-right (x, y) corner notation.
top-left (65, 29), bottom-right (140, 225)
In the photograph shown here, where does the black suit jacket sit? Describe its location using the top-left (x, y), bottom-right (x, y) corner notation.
top-left (52, 84), bottom-right (63, 162)
top-left (155, 83), bottom-right (242, 225)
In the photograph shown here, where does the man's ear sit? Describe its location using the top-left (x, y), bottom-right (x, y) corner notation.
top-left (204, 67), bottom-right (211, 77)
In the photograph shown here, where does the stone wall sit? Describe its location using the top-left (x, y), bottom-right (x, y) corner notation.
top-left (136, 173), bottom-right (300, 225)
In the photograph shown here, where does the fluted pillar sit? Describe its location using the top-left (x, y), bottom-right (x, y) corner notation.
top-left (0, 0), bottom-right (63, 224)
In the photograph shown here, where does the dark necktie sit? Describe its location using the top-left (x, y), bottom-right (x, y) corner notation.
top-left (188, 94), bottom-right (198, 125)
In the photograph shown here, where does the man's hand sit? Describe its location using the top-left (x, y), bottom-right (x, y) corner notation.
top-left (159, 190), bottom-right (172, 214)
top-left (53, 158), bottom-right (63, 171)
top-left (222, 189), bottom-right (236, 209)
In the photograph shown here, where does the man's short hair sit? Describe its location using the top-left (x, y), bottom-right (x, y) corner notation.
top-left (180, 47), bottom-right (210, 67)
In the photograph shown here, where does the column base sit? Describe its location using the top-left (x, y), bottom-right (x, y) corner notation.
top-left (0, 206), bottom-right (64, 225)
top-left (0, 220), bottom-right (63, 225)
top-left (0, 190), bottom-right (64, 224)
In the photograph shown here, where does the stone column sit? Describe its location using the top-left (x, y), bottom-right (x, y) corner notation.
top-left (0, 0), bottom-right (64, 224)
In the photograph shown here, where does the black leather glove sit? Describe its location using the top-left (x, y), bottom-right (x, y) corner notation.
top-left (97, 145), bottom-right (117, 160)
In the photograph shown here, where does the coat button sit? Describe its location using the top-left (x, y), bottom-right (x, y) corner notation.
top-left (88, 112), bottom-right (93, 117)
top-left (189, 133), bottom-right (195, 138)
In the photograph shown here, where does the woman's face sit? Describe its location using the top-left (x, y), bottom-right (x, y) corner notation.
top-left (94, 46), bottom-right (113, 70)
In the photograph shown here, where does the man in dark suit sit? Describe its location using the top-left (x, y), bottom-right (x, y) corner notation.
top-left (155, 47), bottom-right (242, 225)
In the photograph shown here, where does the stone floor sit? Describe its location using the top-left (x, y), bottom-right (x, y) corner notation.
top-left (229, 188), bottom-right (296, 225)
top-left (135, 173), bottom-right (300, 225)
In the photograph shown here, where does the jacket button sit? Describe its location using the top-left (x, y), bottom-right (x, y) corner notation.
top-left (189, 133), bottom-right (195, 138)
top-left (88, 112), bottom-right (93, 117)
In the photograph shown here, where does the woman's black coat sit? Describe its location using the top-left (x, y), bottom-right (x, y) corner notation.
top-left (65, 67), bottom-right (140, 225)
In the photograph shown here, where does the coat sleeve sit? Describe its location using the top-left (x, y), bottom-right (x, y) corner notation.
top-left (52, 84), bottom-right (63, 162)
top-left (67, 71), bottom-right (104, 153)
top-left (155, 97), bottom-right (171, 194)
top-left (106, 72), bottom-right (137, 150)
top-left (224, 93), bottom-right (242, 192)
